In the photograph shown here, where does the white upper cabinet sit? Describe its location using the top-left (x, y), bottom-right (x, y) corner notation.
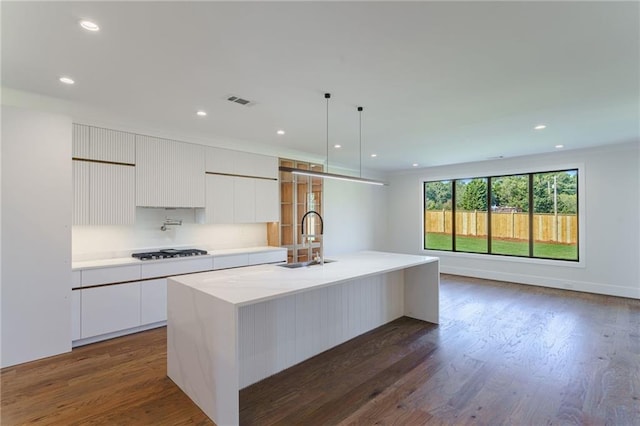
top-left (233, 177), bottom-right (256, 223)
top-left (72, 124), bottom-right (136, 225)
top-left (201, 174), bottom-right (235, 224)
top-left (90, 163), bottom-right (135, 225)
top-left (255, 179), bottom-right (279, 223)
top-left (202, 147), bottom-right (279, 223)
top-left (206, 147), bottom-right (236, 175)
top-left (72, 124), bottom-right (135, 164)
top-left (90, 127), bottom-right (135, 164)
top-left (136, 135), bottom-right (205, 208)
top-left (205, 147), bottom-right (278, 179)
top-left (243, 152), bottom-right (278, 179)
top-left (72, 123), bottom-right (91, 158)
top-left (73, 161), bottom-right (90, 225)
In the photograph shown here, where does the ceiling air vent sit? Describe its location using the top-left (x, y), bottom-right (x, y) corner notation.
top-left (227, 95), bottom-right (252, 106)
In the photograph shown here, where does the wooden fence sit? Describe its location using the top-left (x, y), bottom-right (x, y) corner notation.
top-left (425, 210), bottom-right (577, 244)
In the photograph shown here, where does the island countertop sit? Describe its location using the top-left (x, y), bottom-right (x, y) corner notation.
top-left (170, 250), bottom-right (438, 306)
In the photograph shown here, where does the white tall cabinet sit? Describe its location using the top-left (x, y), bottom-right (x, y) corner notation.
top-left (1, 106), bottom-right (72, 368)
top-left (135, 135), bottom-right (205, 208)
top-left (72, 124), bottom-right (136, 225)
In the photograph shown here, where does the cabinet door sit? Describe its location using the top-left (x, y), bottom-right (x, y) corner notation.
top-left (90, 163), bottom-right (135, 225)
top-left (72, 124), bottom-right (90, 158)
top-left (90, 127), bottom-right (135, 164)
top-left (205, 146), bottom-right (236, 174)
top-left (204, 174), bottom-right (235, 224)
top-left (72, 160), bottom-right (90, 225)
top-left (81, 283), bottom-right (141, 338)
top-left (136, 135), bottom-right (205, 207)
top-left (72, 290), bottom-right (81, 341)
top-left (255, 179), bottom-right (279, 222)
top-left (141, 279), bottom-right (167, 324)
top-left (234, 177), bottom-right (255, 223)
top-left (246, 153), bottom-right (278, 179)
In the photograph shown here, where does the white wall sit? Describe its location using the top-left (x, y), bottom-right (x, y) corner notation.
top-left (387, 142), bottom-right (640, 299)
top-left (73, 208), bottom-right (267, 261)
top-left (323, 175), bottom-right (388, 257)
top-left (1, 106), bottom-right (72, 367)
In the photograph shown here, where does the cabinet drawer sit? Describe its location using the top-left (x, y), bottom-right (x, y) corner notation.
top-left (81, 282), bottom-right (141, 338)
top-left (141, 257), bottom-right (213, 279)
top-left (249, 250), bottom-right (286, 265)
top-left (213, 254), bottom-right (249, 270)
top-left (81, 265), bottom-right (141, 287)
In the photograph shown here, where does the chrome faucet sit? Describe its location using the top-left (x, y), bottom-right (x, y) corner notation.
top-left (300, 210), bottom-right (324, 265)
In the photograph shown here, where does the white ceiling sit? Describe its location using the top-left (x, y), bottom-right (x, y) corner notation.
top-left (2, 1), bottom-right (638, 172)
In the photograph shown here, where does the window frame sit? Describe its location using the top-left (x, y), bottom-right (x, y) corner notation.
top-left (422, 165), bottom-right (584, 265)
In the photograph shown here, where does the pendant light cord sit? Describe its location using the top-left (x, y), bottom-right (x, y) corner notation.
top-left (325, 93), bottom-right (330, 172)
top-left (358, 106), bottom-right (363, 178)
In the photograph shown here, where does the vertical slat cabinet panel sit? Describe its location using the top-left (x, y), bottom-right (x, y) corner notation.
top-left (233, 177), bottom-right (255, 223)
top-left (136, 135), bottom-right (164, 207)
top-left (72, 124), bottom-right (90, 158)
top-left (90, 163), bottom-right (135, 225)
top-left (205, 174), bottom-right (234, 224)
top-left (136, 135), bottom-right (205, 207)
top-left (90, 127), bottom-right (135, 163)
top-left (172, 140), bottom-right (205, 207)
top-left (255, 179), bottom-right (279, 223)
top-left (72, 160), bottom-right (90, 225)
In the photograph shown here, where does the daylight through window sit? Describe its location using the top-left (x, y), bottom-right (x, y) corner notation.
top-left (423, 169), bottom-right (578, 261)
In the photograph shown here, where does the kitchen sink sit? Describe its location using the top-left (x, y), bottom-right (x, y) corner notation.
top-left (277, 259), bottom-right (337, 269)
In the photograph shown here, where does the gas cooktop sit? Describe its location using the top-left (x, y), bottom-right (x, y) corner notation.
top-left (132, 248), bottom-right (208, 261)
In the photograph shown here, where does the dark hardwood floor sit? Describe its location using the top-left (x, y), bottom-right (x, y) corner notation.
top-left (2, 275), bottom-right (639, 425)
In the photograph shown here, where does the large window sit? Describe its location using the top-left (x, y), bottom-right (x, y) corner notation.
top-left (423, 169), bottom-right (578, 261)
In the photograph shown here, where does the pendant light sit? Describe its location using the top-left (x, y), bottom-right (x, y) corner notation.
top-left (279, 93), bottom-right (386, 186)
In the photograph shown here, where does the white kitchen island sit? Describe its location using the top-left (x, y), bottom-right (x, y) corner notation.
top-left (167, 251), bottom-right (439, 425)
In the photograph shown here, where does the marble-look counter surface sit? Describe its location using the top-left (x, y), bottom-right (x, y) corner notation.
top-left (72, 246), bottom-right (285, 270)
top-left (170, 250), bottom-right (438, 306)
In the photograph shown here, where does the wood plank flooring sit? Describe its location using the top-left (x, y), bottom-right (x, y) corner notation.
top-left (2, 274), bottom-right (639, 425)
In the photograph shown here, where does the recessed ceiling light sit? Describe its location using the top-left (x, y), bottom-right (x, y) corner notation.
top-left (555, 144), bottom-right (564, 149)
top-left (196, 110), bottom-right (207, 117)
top-left (412, 163), bottom-right (419, 167)
top-left (276, 130), bottom-right (285, 135)
top-left (79, 20), bottom-right (100, 32)
top-left (59, 76), bottom-right (74, 85)
top-left (534, 124), bottom-right (547, 130)
top-left (334, 144), bottom-right (341, 149)
top-left (370, 153), bottom-right (377, 158)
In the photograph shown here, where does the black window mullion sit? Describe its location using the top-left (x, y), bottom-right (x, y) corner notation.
top-left (487, 177), bottom-right (492, 254)
top-left (528, 173), bottom-right (534, 258)
top-left (452, 180), bottom-right (456, 252)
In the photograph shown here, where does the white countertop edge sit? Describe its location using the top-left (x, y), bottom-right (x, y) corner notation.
top-left (72, 246), bottom-right (286, 271)
top-left (169, 251), bottom-right (439, 307)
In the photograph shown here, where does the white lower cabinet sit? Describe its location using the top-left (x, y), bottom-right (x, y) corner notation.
top-left (81, 282), bottom-right (141, 339)
top-left (72, 290), bottom-right (81, 341)
top-left (141, 279), bottom-right (167, 324)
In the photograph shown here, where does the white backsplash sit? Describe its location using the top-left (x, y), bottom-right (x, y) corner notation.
top-left (72, 207), bottom-right (267, 261)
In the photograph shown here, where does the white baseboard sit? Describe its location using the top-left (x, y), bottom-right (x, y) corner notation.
top-left (72, 321), bottom-right (166, 348)
top-left (440, 265), bottom-right (639, 299)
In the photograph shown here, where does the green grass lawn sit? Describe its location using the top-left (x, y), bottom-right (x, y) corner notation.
top-left (425, 233), bottom-right (578, 260)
